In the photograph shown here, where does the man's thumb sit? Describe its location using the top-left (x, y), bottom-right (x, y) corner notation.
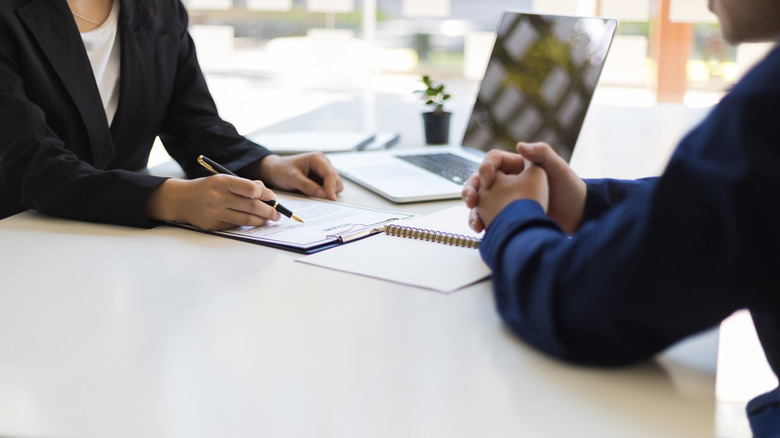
top-left (516, 142), bottom-right (565, 173)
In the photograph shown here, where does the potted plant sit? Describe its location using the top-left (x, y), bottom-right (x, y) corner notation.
top-left (416, 75), bottom-right (451, 145)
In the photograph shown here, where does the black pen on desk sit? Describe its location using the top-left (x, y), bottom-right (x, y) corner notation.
top-left (197, 155), bottom-right (304, 223)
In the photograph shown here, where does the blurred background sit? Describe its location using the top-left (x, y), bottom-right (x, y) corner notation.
top-left (148, 0), bottom-right (775, 167)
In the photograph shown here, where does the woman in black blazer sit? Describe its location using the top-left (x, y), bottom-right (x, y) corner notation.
top-left (0, 0), bottom-right (343, 229)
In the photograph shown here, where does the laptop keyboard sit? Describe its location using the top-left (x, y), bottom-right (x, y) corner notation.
top-left (397, 153), bottom-right (480, 185)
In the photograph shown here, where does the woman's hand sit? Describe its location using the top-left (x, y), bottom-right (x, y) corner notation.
top-left (145, 175), bottom-right (281, 230)
top-left (251, 152), bottom-right (344, 201)
top-left (145, 152), bottom-right (343, 231)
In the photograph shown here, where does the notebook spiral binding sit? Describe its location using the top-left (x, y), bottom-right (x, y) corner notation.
top-left (383, 224), bottom-right (481, 249)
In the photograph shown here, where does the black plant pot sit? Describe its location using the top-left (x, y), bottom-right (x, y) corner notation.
top-left (422, 111), bottom-right (452, 145)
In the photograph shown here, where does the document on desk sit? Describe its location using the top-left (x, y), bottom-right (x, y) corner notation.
top-left (298, 206), bottom-right (491, 293)
top-left (169, 195), bottom-right (414, 254)
top-left (246, 131), bottom-right (376, 154)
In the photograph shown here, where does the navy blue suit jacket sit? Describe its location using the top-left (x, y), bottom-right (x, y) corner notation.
top-left (0, 0), bottom-right (270, 226)
top-left (480, 46), bottom-right (780, 435)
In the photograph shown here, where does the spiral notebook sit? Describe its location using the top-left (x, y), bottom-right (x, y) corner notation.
top-left (298, 206), bottom-right (491, 292)
top-left (382, 222), bottom-right (481, 249)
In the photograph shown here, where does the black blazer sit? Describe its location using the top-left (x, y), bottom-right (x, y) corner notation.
top-left (0, 0), bottom-right (270, 226)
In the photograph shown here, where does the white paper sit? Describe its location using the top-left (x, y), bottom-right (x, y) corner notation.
top-left (172, 195), bottom-right (412, 252)
top-left (298, 206), bottom-right (491, 292)
top-left (246, 131), bottom-right (376, 154)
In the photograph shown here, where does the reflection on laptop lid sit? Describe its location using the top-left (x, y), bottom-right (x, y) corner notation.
top-left (327, 11), bottom-right (617, 203)
top-left (463, 12), bottom-right (617, 162)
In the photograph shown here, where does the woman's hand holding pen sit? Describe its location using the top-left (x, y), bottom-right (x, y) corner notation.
top-left (145, 176), bottom-right (282, 231)
top-left (462, 142), bottom-right (587, 233)
top-left (145, 152), bottom-right (342, 230)
top-left (250, 152), bottom-right (344, 201)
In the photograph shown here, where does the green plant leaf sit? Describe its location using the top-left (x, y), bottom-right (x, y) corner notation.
top-left (416, 74), bottom-right (449, 110)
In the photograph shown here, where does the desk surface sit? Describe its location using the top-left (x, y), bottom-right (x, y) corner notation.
top-left (0, 182), bottom-right (719, 438)
top-left (0, 98), bottom-right (734, 438)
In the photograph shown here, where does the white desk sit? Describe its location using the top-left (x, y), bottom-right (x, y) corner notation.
top-left (0, 189), bottom-right (718, 438)
top-left (0, 97), bottom-right (748, 438)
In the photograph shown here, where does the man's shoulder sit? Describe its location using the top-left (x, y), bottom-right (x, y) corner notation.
top-left (747, 387), bottom-right (780, 438)
top-left (731, 45), bottom-right (780, 96)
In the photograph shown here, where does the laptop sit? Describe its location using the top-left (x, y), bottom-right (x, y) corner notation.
top-left (327, 11), bottom-right (617, 203)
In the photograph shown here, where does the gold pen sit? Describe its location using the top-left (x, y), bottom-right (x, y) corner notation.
top-left (197, 155), bottom-right (304, 223)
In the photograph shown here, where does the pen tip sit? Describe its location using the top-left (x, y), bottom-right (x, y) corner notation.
top-left (292, 214), bottom-right (304, 223)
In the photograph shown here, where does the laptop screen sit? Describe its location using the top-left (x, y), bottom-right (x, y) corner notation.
top-left (461, 12), bottom-right (617, 162)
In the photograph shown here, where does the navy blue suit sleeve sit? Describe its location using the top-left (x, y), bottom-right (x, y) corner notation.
top-left (747, 388), bottom-right (780, 438)
top-left (480, 46), bottom-right (780, 436)
top-left (582, 178), bottom-right (656, 222)
top-left (480, 50), bottom-right (780, 367)
top-left (481, 168), bottom-right (747, 366)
